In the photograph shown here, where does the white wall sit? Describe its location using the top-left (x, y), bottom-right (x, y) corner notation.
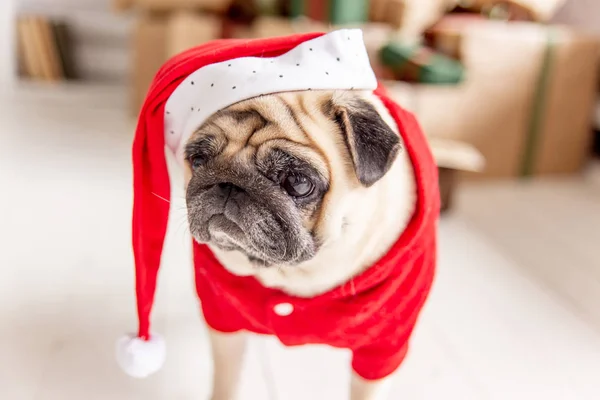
top-left (0, 0), bottom-right (16, 86)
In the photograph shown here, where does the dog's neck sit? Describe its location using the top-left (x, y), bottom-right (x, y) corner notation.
top-left (209, 97), bottom-right (417, 297)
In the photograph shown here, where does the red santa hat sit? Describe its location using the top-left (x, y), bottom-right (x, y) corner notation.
top-left (116, 29), bottom-right (378, 378)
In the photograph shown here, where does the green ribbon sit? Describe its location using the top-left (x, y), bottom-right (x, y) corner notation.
top-left (521, 28), bottom-right (557, 177)
top-left (290, 0), bottom-right (304, 18)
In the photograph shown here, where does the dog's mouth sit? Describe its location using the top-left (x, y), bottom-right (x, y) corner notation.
top-left (206, 214), bottom-right (272, 267)
top-left (207, 214), bottom-right (243, 246)
top-left (246, 255), bottom-right (272, 267)
top-left (187, 191), bottom-right (317, 266)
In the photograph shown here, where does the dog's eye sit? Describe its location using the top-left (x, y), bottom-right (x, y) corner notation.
top-left (189, 155), bottom-right (205, 170)
top-left (282, 174), bottom-right (314, 198)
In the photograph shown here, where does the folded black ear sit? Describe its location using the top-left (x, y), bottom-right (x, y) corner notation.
top-left (332, 98), bottom-right (402, 187)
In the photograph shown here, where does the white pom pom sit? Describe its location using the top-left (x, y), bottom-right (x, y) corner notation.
top-left (116, 334), bottom-right (166, 378)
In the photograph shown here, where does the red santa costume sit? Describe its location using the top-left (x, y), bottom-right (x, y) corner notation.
top-left (117, 29), bottom-right (440, 382)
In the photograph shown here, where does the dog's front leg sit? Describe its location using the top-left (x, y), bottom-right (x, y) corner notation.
top-left (208, 329), bottom-right (248, 400)
top-left (350, 372), bottom-right (394, 400)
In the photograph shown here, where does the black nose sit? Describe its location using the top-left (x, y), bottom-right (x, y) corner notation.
top-left (217, 182), bottom-right (244, 194)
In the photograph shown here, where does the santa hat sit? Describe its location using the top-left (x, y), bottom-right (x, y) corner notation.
top-left (116, 29), bottom-right (378, 378)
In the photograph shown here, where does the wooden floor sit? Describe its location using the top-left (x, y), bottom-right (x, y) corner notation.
top-left (1, 84), bottom-right (599, 399)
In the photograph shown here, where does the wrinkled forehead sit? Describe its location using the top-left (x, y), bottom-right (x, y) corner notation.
top-left (185, 95), bottom-right (333, 180)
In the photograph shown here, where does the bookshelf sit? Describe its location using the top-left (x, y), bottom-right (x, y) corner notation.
top-left (15, 0), bottom-right (132, 83)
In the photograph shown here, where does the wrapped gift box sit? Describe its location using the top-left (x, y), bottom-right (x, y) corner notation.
top-left (383, 80), bottom-right (485, 211)
top-left (369, 0), bottom-right (405, 28)
top-left (240, 16), bottom-right (396, 79)
top-left (289, 0), bottom-right (369, 25)
top-left (244, 15), bottom-right (327, 38)
top-left (452, 0), bottom-right (566, 22)
top-left (387, 21), bottom-right (600, 178)
top-left (380, 42), bottom-right (465, 84)
top-left (131, 13), bottom-right (167, 116)
top-left (113, 0), bottom-right (230, 13)
top-left (424, 14), bottom-right (487, 60)
top-left (131, 11), bottom-right (221, 116)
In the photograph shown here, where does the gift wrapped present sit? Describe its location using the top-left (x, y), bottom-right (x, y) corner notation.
top-left (238, 16), bottom-right (326, 38)
top-left (451, 0), bottom-right (566, 22)
top-left (369, 0), bottom-right (406, 28)
top-left (112, 0), bottom-right (230, 13)
top-left (289, 0), bottom-right (369, 25)
top-left (131, 11), bottom-right (221, 115)
top-left (380, 42), bottom-right (465, 84)
top-left (424, 14), bottom-right (488, 60)
top-left (390, 22), bottom-right (600, 179)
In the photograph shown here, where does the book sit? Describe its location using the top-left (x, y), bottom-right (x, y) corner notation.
top-left (16, 15), bottom-right (66, 82)
top-left (17, 17), bottom-right (43, 79)
top-left (37, 16), bottom-right (64, 81)
top-left (52, 21), bottom-right (76, 80)
top-left (29, 16), bottom-right (54, 80)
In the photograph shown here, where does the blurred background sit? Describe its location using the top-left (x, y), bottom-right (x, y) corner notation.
top-left (1, 0), bottom-right (599, 399)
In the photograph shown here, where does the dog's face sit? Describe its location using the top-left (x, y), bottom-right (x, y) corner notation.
top-left (184, 90), bottom-right (401, 267)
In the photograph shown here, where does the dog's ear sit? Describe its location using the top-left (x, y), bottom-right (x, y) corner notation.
top-left (330, 97), bottom-right (401, 187)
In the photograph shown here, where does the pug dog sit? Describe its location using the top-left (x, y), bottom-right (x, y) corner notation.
top-left (183, 89), bottom-right (423, 400)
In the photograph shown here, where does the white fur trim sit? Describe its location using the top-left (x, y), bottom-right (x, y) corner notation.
top-left (116, 334), bottom-right (166, 378)
top-left (164, 29), bottom-right (378, 163)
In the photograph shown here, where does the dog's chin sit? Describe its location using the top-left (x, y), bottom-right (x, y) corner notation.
top-left (191, 213), bottom-right (318, 267)
top-left (211, 240), bottom-right (273, 267)
top-left (201, 215), bottom-right (274, 267)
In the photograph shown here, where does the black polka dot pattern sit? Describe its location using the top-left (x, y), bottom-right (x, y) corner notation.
top-left (163, 29), bottom-right (376, 153)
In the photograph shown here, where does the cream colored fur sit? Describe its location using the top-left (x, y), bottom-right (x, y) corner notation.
top-left (208, 92), bottom-right (416, 297)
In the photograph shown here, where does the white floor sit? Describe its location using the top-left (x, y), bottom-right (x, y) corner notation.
top-left (1, 84), bottom-right (599, 400)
